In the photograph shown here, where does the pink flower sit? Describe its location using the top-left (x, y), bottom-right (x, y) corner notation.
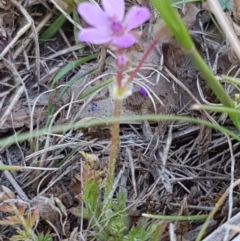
top-left (77, 0), bottom-right (150, 48)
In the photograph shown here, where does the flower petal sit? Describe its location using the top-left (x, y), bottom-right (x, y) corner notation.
top-left (78, 28), bottom-right (112, 44)
top-left (101, 0), bottom-right (125, 21)
top-left (124, 6), bottom-right (150, 31)
top-left (112, 33), bottom-right (136, 48)
top-left (116, 53), bottom-right (129, 67)
top-left (77, 2), bottom-right (109, 29)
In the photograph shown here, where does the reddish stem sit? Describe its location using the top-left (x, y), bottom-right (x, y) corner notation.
top-left (123, 31), bottom-right (162, 89)
top-left (116, 71), bottom-right (123, 89)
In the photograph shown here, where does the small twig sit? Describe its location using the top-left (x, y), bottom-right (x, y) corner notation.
top-left (169, 223), bottom-right (177, 241)
top-left (0, 59), bottom-right (31, 129)
top-left (126, 148), bottom-right (137, 198)
top-left (0, 84), bottom-right (24, 129)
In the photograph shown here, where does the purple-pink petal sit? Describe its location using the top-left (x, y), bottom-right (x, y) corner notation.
top-left (78, 28), bottom-right (112, 44)
top-left (112, 33), bottom-right (136, 48)
top-left (77, 2), bottom-right (109, 30)
top-left (116, 53), bottom-right (129, 67)
top-left (101, 0), bottom-right (125, 21)
top-left (124, 6), bottom-right (150, 31)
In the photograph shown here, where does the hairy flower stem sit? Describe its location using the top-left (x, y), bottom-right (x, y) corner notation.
top-left (104, 31), bottom-right (163, 204)
top-left (105, 98), bottom-right (121, 202)
top-left (116, 71), bottom-right (123, 89)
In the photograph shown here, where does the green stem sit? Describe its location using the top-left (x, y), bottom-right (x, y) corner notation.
top-left (1, 114), bottom-right (240, 148)
top-left (105, 99), bottom-right (121, 201)
top-left (143, 213), bottom-right (208, 221)
top-left (0, 165), bottom-right (22, 171)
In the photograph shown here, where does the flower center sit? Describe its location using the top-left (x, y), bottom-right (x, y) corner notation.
top-left (110, 21), bottom-right (122, 33)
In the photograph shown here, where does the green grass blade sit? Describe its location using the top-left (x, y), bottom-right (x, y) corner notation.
top-left (171, 0), bottom-right (200, 6)
top-left (193, 104), bottom-right (240, 114)
top-left (78, 78), bottom-right (113, 100)
top-left (57, 146), bottom-right (80, 166)
top-left (0, 165), bottom-right (22, 171)
top-left (46, 68), bottom-right (96, 128)
top-left (222, 75), bottom-right (240, 85)
top-left (2, 114), bottom-right (240, 148)
top-left (73, 9), bottom-right (82, 48)
top-left (143, 213), bottom-right (208, 221)
top-left (39, 13), bottom-right (69, 44)
top-left (57, 68), bottom-right (95, 101)
top-left (51, 54), bottom-right (98, 88)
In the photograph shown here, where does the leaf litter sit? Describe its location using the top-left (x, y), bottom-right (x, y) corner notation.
top-left (1, 0), bottom-right (240, 240)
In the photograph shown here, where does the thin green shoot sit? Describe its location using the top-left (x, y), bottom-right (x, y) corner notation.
top-left (221, 75), bottom-right (240, 86)
top-left (143, 213), bottom-right (208, 221)
top-left (1, 114), bottom-right (240, 149)
top-left (78, 78), bottom-right (113, 100)
top-left (46, 54), bottom-right (97, 127)
top-left (171, 0), bottom-right (201, 6)
top-left (51, 54), bottom-right (97, 88)
top-left (39, 13), bottom-right (69, 44)
top-left (192, 104), bottom-right (240, 114)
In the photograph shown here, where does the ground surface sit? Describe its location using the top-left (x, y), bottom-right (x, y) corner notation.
top-left (1, 0), bottom-right (240, 240)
